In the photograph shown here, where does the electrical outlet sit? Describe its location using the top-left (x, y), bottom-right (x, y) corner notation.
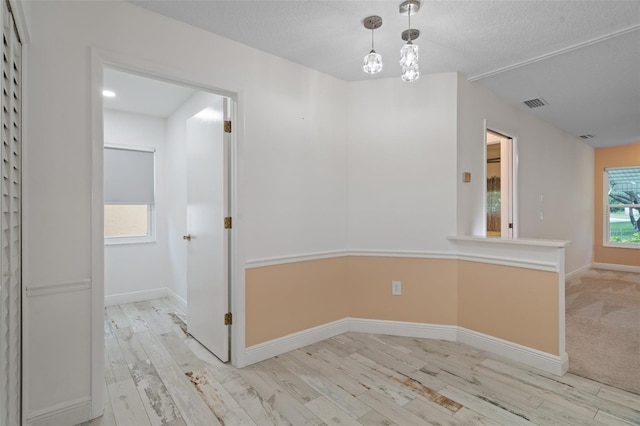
top-left (392, 281), bottom-right (402, 295)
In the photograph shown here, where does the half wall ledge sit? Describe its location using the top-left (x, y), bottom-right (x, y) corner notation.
top-left (448, 234), bottom-right (569, 365)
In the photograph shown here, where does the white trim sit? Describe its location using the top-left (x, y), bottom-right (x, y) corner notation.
top-left (104, 143), bottom-right (156, 153)
top-left (565, 264), bottom-right (591, 280)
top-left (592, 262), bottom-right (640, 274)
top-left (245, 248), bottom-right (566, 272)
top-left (457, 327), bottom-right (568, 376)
top-left (348, 318), bottom-right (457, 341)
top-left (456, 254), bottom-right (557, 272)
top-left (347, 250), bottom-right (457, 260)
top-left (603, 241), bottom-right (640, 250)
top-left (230, 90), bottom-right (245, 368)
top-left (468, 25), bottom-right (640, 81)
top-left (104, 235), bottom-right (157, 245)
top-left (243, 318), bottom-right (567, 376)
top-left (244, 318), bottom-right (350, 365)
top-left (102, 287), bottom-right (188, 310)
top-left (26, 397), bottom-right (92, 426)
top-left (25, 279), bottom-right (92, 298)
top-left (167, 287), bottom-right (188, 312)
top-left (245, 250), bottom-right (348, 269)
top-left (90, 50), bottom-right (107, 420)
top-left (448, 235), bottom-right (570, 247)
top-left (104, 288), bottom-right (168, 307)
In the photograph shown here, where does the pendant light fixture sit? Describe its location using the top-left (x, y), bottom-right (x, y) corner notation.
top-left (399, 0), bottom-right (421, 82)
top-left (363, 15), bottom-right (383, 74)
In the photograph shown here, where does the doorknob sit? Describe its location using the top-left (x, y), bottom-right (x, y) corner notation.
top-left (183, 234), bottom-right (192, 241)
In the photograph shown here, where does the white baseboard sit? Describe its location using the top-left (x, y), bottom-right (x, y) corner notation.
top-left (104, 287), bottom-right (168, 306)
top-left (244, 318), bottom-right (350, 365)
top-left (244, 318), bottom-right (567, 376)
top-left (592, 262), bottom-right (640, 274)
top-left (457, 327), bottom-right (568, 376)
top-left (167, 287), bottom-right (187, 312)
top-left (348, 318), bottom-right (457, 341)
top-left (26, 397), bottom-right (92, 426)
top-left (565, 264), bottom-right (591, 280)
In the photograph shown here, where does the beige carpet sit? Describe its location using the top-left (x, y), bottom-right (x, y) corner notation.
top-left (566, 269), bottom-right (640, 395)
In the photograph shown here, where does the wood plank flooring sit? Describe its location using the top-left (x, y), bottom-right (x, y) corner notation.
top-left (82, 298), bottom-right (640, 426)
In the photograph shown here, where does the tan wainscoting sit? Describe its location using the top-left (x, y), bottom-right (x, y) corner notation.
top-left (458, 261), bottom-right (559, 355)
top-left (246, 256), bottom-right (559, 356)
top-left (245, 257), bottom-right (349, 346)
top-left (347, 257), bottom-right (457, 325)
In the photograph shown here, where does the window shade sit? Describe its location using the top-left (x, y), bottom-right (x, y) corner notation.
top-left (104, 147), bottom-right (155, 204)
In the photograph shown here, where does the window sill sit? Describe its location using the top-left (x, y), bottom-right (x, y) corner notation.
top-left (603, 242), bottom-right (640, 250)
top-left (105, 236), bottom-right (156, 246)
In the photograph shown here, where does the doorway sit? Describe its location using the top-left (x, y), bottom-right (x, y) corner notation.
top-left (102, 67), bottom-right (232, 363)
top-left (485, 129), bottom-right (516, 238)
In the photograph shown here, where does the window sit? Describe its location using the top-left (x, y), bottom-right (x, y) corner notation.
top-left (104, 146), bottom-right (155, 243)
top-left (605, 167), bottom-right (640, 247)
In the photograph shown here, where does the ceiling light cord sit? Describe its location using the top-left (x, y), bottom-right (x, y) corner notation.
top-left (407, 6), bottom-right (412, 41)
top-left (371, 28), bottom-right (375, 52)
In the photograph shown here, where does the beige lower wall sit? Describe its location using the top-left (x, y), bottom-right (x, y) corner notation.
top-left (458, 261), bottom-right (559, 355)
top-left (348, 257), bottom-right (457, 324)
top-left (246, 256), bottom-right (560, 356)
top-left (245, 257), bottom-right (349, 347)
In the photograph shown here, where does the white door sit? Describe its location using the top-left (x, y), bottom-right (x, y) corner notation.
top-left (186, 97), bottom-right (229, 362)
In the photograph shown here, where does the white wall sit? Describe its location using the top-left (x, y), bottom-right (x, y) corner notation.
top-left (21, 1), bottom-right (595, 423)
top-left (166, 92), bottom-right (223, 301)
top-left (22, 1), bottom-right (349, 423)
top-left (347, 73), bottom-right (459, 253)
top-left (103, 109), bottom-right (171, 300)
top-left (456, 74), bottom-right (594, 274)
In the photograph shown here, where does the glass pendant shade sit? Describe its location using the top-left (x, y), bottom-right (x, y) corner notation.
top-left (401, 63), bottom-right (420, 82)
top-left (363, 50), bottom-right (383, 74)
top-left (399, 42), bottom-right (419, 68)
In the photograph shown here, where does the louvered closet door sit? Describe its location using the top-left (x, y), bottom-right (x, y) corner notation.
top-left (0, 0), bottom-right (21, 424)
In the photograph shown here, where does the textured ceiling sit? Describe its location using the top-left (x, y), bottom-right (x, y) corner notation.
top-left (129, 0), bottom-right (640, 147)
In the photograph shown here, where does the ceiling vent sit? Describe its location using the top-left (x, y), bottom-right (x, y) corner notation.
top-left (579, 134), bottom-right (595, 140)
top-left (523, 98), bottom-right (548, 109)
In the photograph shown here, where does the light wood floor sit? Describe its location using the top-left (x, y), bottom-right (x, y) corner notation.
top-left (83, 298), bottom-right (640, 426)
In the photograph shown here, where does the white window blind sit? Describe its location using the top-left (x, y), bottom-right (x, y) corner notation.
top-left (0, 0), bottom-right (21, 424)
top-left (104, 146), bottom-right (155, 204)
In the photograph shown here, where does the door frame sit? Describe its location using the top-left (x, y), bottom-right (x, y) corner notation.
top-left (91, 48), bottom-right (246, 416)
top-left (483, 120), bottom-right (519, 238)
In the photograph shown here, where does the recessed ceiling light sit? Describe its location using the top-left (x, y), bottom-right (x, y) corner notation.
top-left (102, 90), bottom-right (116, 98)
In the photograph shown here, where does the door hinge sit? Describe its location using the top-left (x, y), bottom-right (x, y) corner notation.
top-left (224, 217), bottom-right (232, 229)
top-left (224, 120), bottom-right (232, 133)
top-left (224, 312), bottom-right (232, 325)
top-left (508, 223), bottom-right (513, 229)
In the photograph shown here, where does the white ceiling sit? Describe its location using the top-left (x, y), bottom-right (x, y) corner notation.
top-left (103, 67), bottom-right (196, 117)
top-left (127, 0), bottom-right (640, 148)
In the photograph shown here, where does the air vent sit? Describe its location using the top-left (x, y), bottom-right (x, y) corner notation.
top-left (523, 98), bottom-right (548, 108)
top-left (579, 134), bottom-right (595, 140)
